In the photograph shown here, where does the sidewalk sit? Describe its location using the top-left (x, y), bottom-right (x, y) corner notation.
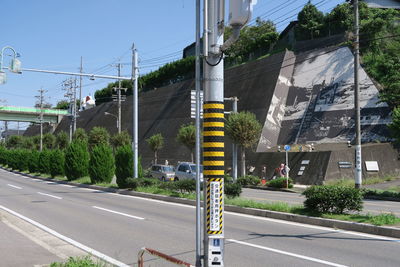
top-left (0, 209), bottom-right (86, 267)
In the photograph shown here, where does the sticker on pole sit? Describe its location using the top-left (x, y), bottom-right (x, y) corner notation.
top-left (208, 181), bottom-right (221, 232)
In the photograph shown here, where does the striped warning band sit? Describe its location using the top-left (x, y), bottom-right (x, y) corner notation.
top-left (206, 179), bottom-right (224, 235)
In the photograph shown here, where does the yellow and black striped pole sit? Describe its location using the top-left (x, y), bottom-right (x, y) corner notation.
top-left (203, 101), bottom-right (224, 236)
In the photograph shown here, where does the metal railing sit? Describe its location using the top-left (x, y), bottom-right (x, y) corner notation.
top-left (137, 247), bottom-right (194, 267)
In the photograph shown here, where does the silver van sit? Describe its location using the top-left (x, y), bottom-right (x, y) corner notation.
top-left (150, 164), bottom-right (175, 181)
top-left (175, 162), bottom-right (203, 182)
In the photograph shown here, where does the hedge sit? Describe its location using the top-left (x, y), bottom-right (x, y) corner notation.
top-left (89, 144), bottom-right (115, 184)
top-left (64, 141), bottom-right (89, 180)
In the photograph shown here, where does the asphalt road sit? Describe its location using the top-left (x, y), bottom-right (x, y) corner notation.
top-left (1, 169), bottom-right (400, 267)
top-left (241, 188), bottom-right (400, 217)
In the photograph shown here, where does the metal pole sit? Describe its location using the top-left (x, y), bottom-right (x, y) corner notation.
top-left (118, 63), bottom-right (122, 134)
top-left (73, 78), bottom-right (77, 133)
top-left (79, 56), bottom-right (83, 111)
top-left (195, 0), bottom-right (202, 265)
top-left (232, 97), bottom-right (238, 181)
top-left (354, 0), bottom-right (362, 188)
top-left (285, 150), bottom-right (289, 189)
top-left (203, 0), bottom-right (225, 266)
top-left (132, 44), bottom-right (139, 178)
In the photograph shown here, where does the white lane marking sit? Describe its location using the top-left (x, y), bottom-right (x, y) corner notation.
top-left (0, 205), bottom-right (128, 267)
top-left (79, 187), bottom-right (100, 192)
top-left (37, 192), bottom-right (63, 200)
top-left (60, 184), bottom-right (74, 188)
top-left (7, 184), bottom-right (22, 190)
top-left (225, 211), bottom-right (400, 243)
top-left (46, 182), bottom-right (57, 185)
top-left (227, 239), bottom-right (348, 267)
top-left (32, 179), bottom-right (43, 182)
top-left (92, 206), bottom-right (145, 220)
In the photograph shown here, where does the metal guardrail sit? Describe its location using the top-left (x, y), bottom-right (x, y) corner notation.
top-left (137, 247), bottom-right (194, 267)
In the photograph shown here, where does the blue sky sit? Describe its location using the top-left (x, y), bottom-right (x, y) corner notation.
top-left (1, 0), bottom-right (345, 129)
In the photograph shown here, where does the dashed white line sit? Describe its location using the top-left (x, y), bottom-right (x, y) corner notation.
top-left (0, 205), bottom-right (128, 267)
top-left (60, 184), bottom-right (74, 188)
top-left (37, 192), bottom-right (62, 200)
top-left (7, 184), bottom-right (22, 190)
top-left (92, 206), bottom-right (145, 220)
top-left (227, 239), bottom-right (348, 267)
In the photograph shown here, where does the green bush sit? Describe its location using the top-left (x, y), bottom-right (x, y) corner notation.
top-left (38, 150), bottom-right (52, 174)
top-left (110, 131), bottom-right (131, 150)
top-left (64, 141), bottom-right (89, 181)
top-left (72, 128), bottom-right (88, 143)
top-left (89, 144), bottom-right (115, 184)
top-left (363, 188), bottom-right (400, 200)
top-left (88, 127), bottom-right (110, 149)
top-left (136, 177), bottom-right (160, 187)
top-left (56, 131), bottom-right (69, 150)
top-left (0, 146), bottom-right (6, 165)
top-left (115, 145), bottom-right (133, 188)
top-left (124, 178), bottom-right (138, 189)
top-left (225, 182), bottom-right (242, 198)
top-left (268, 177), bottom-right (294, 188)
top-left (237, 175), bottom-right (260, 186)
top-left (28, 150), bottom-right (40, 173)
top-left (174, 179), bottom-right (196, 194)
top-left (50, 149), bottom-right (65, 178)
top-left (303, 185), bottom-right (363, 214)
top-left (43, 133), bottom-right (56, 150)
top-left (16, 149), bottom-right (30, 172)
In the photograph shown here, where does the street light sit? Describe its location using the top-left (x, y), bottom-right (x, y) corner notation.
top-left (0, 46), bottom-right (21, 84)
top-left (104, 112), bottom-right (119, 131)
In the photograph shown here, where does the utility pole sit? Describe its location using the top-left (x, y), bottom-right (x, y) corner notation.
top-left (63, 78), bottom-right (75, 142)
top-left (131, 44), bottom-right (139, 178)
top-left (354, 0), bottom-right (362, 188)
top-left (203, 1), bottom-right (226, 266)
top-left (195, 0), bottom-right (202, 266)
top-left (35, 88), bottom-right (47, 151)
top-left (73, 78), bottom-right (77, 133)
top-left (112, 63), bottom-right (126, 134)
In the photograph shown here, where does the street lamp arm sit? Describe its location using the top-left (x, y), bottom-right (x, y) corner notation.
top-left (0, 46), bottom-right (18, 71)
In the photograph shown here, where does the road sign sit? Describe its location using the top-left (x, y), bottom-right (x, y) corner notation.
top-left (190, 90), bottom-right (203, 118)
top-left (284, 145), bottom-right (291, 151)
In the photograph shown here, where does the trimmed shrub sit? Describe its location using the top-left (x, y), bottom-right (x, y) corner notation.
top-left (115, 145), bottom-right (133, 188)
top-left (73, 128), bottom-right (88, 143)
top-left (237, 175), bottom-right (261, 186)
top-left (124, 178), bottom-right (138, 189)
top-left (43, 133), bottom-right (56, 150)
top-left (268, 177), bottom-right (294, 188)
top-left (28, 150), bottom-right (40, 173)
top-left (302, 185), bottom-right (363, 214)
top-left (56, 131), bottom-right (69, 150)
top-left (64, 141), bottom-right (89, 181)
top-left (174, 179), bottom-right (196, 194)
top-left (136, 177), bottom-right (160, 187)
top-left (363, 188), bottom-right (400, 200)
top-left (89, 144), bottom-right (115, 184)
top-left (16, 149), bottom-right (30, 172)
top-left (6, 135), bottom-right (23, 149)
top-left (88, 127), bottom-right (110, 149)
top-left (0, 146), bottom-right (6, 165)
top-left (225, 182), bottom-right (242, 198)
top-left (38, 150), bottom-right (52, 174)
top-left (50, 149), bottom-right (65, 178)
top-left (111, 131), bottom-right (131, 150)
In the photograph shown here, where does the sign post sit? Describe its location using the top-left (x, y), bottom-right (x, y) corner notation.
top-left (284, 145), bottom-right (291, 188)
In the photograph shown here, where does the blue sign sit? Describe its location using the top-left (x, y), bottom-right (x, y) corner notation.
top-left (284, 145), bottom-right (291, 151)
top-left (213, 239), bottom-right (220, 247)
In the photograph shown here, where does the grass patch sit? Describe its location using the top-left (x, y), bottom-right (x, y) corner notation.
top-left (325, 176), bottom-right (399, 187)
top-left (51, 255), bottom-right (108, 267)
top-left (135, 185), bottom-right (197, 200)
top-left (225, 198), bottom-right (302, 213)
top-left (323, 213), bottom-right (400, 226)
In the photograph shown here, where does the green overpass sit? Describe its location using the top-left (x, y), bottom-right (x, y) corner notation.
top-left (0, 106), bottom-right (69, 123)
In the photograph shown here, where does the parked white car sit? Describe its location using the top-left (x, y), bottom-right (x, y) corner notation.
top-left (150, 164), bottom-right (175, 181)
top-left (175, 162), bottom-right (203, 182)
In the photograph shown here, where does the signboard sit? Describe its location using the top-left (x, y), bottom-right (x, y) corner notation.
top-left (301, 160), bottom-right (310, 165)
top-left (338, 161), bottom-right (352, 169)
top-left (209, 181), bottom-right (221, 232)
top-left (365, 161), bottom-right (379, 172)
top-left (284, 145), bottom-right (291, 151)
top-left (190, 90), bottom-right (203, 118)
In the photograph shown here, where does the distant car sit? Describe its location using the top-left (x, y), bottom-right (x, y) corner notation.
top-left (175, 162), bottom-right (203, 182)
top-left (150, 164), bottom-right (175, 181)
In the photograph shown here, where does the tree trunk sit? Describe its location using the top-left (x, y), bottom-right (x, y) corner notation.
top-left (241, 147), bottom-right (246, 177)
top-left (154, 150), bottom-right (158, 164)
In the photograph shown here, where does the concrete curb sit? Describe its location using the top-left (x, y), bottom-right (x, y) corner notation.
top-left (2, 167), bottom-right (400, 239)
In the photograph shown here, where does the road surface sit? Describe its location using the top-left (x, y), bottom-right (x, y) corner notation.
top-left (1, 169), bottom-right (399, 266)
